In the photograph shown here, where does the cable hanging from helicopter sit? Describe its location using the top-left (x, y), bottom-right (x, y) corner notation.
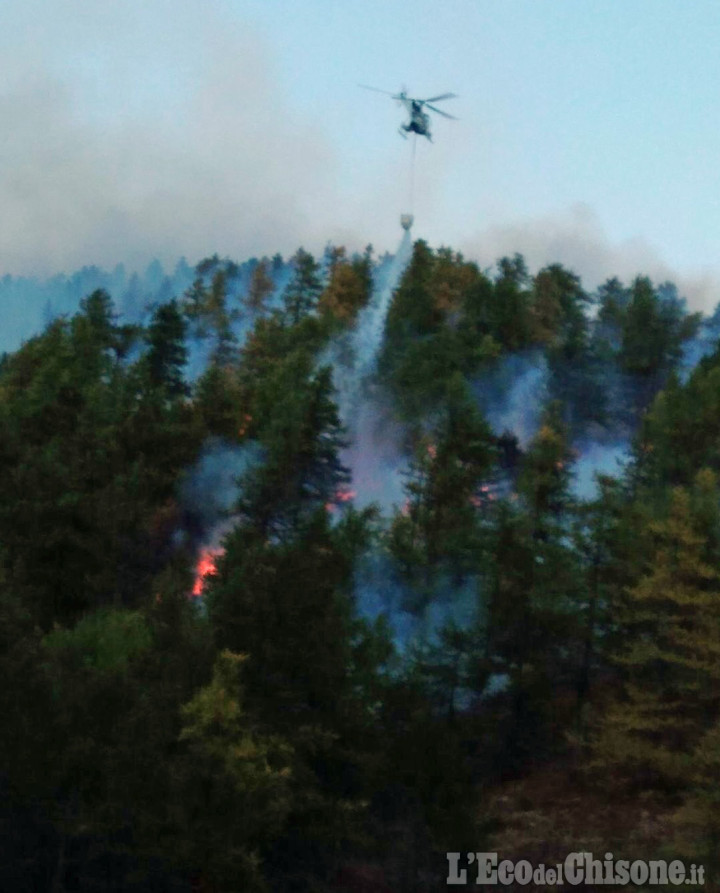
top-left (360, 85), bottom-right (458, 230)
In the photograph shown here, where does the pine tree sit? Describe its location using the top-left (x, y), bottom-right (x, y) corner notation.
top-left (237, 357), bottom-right (350, 541)
top-left (207, 267), bottom-right (239, 365)
top-left (182, 258), bottom-right (239, 365)
top-left (172, 650), bottom-right (293, 891)
top-left (632, 348), bottom-right (720, 489)
top-left (485, 404), bottom-right (582, 764)
top-left (205, 360), bottom-right (387, 885)
top-left (144, 299), bottom-right (189, 397)
top-left (593, 470), bottom-right (720, 790)
top-left (389, 374), bottom-right (495, 579)
top-left (317, 246), bottom-right (373, 323)
top-left (530, 264), bottom-right (582, 346)
top-left (492, 254), bottom-right (532, 349)
top-left (517, 401), bottom-right (574, 535)
top-left (597, 276), bottom-right (629, 327)
top-left (382, 240), bottom-right (438, 358)
top-left (282, 248), bottom-right (323, 325)
top-left (457, 267), bottom-right (498, 349)
top-left (571, 474), bottom-right (633, 731)
top-left (672, 719), bottom-right (720, 877)
top-left (617, 275), bottom-right (698, 379)
top-left (0, 293), bottom-right (200, 627)
top-left (245, 257), bottom-right (275, 315)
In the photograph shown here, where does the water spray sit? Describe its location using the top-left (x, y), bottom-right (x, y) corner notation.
top-left (400, 134), bottom-right (416, 231)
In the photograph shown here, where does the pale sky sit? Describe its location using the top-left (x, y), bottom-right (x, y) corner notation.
top-left (3, 0), bottom-right (720, 308)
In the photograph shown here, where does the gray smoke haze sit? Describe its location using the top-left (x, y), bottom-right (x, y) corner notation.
top-left (571, 441), bottom-right (629, 501)
top-left (355, 551), bottom-right (481, 656)
top-left (179, 438), bottom-right (263, 541)
top-left (463, 204), bottom-right (720, 314)
top-left (5, 0), bottom-right (720, 318)
top-left (0, 1), bottom-right (340, 276)
top-left (472, 351), bottom-right (549, 449)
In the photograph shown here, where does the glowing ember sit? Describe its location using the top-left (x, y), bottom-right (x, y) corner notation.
top-left (470, 490), bottom-right (495, 508)
top-left (326, 487), bottom-right (357, 512)
top-left (335, 488), bottom-right (357, 502)
top-left (238, 413), bottom-right (253, 438)
top-left (192, 547), bottom-right (222, 597)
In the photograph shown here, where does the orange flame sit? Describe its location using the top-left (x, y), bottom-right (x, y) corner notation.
top-left (238, 413), bottom-right (253, 438)
top-left (325, 487), bottom-right (357, 512)
top-left (469, 482), bottom-right (499, 508)
top-left (335, 488), bottom-right (357, 503)
top-left (192, 547), bottom-right (221, 597)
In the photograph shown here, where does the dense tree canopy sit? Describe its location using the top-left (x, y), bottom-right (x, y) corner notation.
top-left (0, 241), bottom-right (714, 890)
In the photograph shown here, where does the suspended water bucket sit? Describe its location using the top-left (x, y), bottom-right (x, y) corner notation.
top-left (400, 213), bottom-right (414, 230)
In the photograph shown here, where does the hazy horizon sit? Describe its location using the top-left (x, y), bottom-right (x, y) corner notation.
top-left (4, 0), bottom-right (720, 311)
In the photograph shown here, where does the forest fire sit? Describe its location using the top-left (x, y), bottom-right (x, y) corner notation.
top-left (192, 547), bottom-right (222, 597)
top-left (5, 183), bottom-right (711, 891)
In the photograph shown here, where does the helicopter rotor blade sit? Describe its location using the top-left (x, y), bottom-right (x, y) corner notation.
top-left (426, 104), bottom-right (458, 120)
top-left (421, 92), bottom-right (458, 103)
top-left (358, 84), bottom-right (397, 97)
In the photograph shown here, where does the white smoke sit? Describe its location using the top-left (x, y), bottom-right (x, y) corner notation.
top-left (327, 231), bottom-right (414, 514)
top-left (0, 1), bottom-right (340, 276)
top-left (472, 351), bottom-right (549, 448)
top-left (463, 204), bottom-right (720, 314)
top-left (178, 438), bottom-right (263, 543)
top-left (571, 441), bottom-right (629, 501)
top-left (354, 551), bottom-right (481, 656)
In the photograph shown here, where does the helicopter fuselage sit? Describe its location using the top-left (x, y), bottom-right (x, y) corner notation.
top-left (399, 98), bottom-right (432, 140)
top-left (360, 85), bottom-right (455, 142)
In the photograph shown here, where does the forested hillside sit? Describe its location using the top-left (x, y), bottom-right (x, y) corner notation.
top-left (1, 240), bottom-right (719, 891)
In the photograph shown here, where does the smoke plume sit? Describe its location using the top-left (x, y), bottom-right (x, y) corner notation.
top-left (464, 204), bottom-right (720, 313)
top-left (0, 1), bottom-right (338, 277)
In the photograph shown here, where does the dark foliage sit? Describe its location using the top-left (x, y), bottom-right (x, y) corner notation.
top-left (0, 242), bottom-right (712, 891)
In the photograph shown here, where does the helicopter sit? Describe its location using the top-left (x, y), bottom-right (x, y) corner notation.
top-left (359, 85), bottom-right (457, 141)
